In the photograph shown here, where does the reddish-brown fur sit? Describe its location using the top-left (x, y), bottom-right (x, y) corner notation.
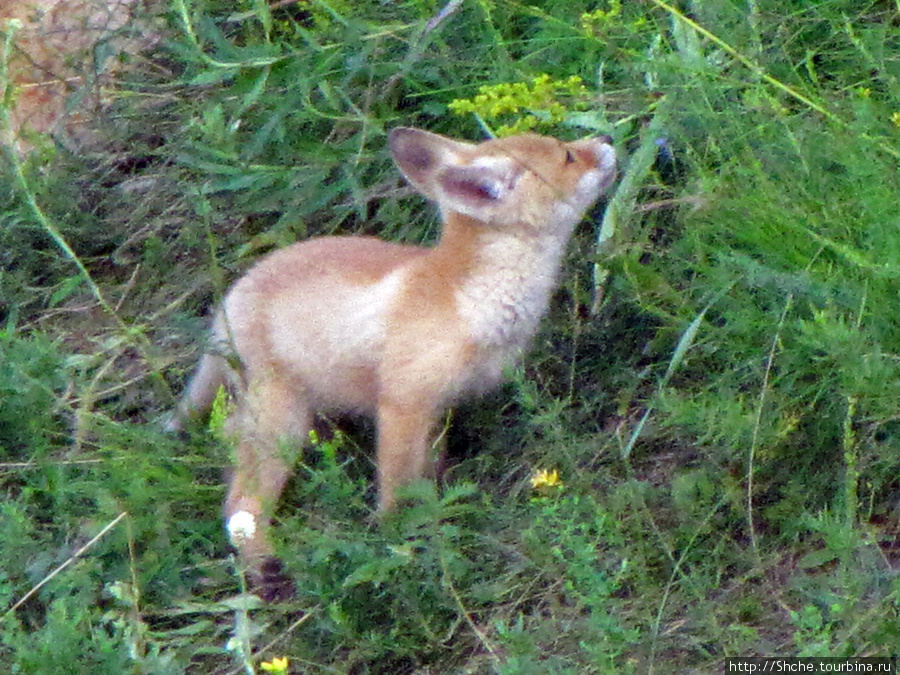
top-left (168, 127), bottom-right (617, 600)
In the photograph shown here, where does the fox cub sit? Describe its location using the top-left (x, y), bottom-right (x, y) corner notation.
top-left (168, 127), bottom-right (617, 600)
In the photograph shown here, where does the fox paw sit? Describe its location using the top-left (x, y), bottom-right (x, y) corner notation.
top-left (249, 556), bottom-right (296, 603)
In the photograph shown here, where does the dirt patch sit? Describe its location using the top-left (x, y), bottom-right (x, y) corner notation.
top-left (2, 0), bottom-right (158, 153)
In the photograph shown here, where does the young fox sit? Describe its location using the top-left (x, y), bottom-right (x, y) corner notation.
top-left (168, 127), bottom-right (617, 600)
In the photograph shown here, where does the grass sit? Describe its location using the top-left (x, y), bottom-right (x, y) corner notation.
top-left (2, 0), bottom-right (900, 672)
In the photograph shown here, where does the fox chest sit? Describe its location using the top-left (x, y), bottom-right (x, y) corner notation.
top-left (454, 238), bottom-right (563, 357)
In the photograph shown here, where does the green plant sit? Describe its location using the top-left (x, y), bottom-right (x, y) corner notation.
top-left (448, 73), bottom-right (593, 136)
top-left (497, 488), bottom-right (638, 673)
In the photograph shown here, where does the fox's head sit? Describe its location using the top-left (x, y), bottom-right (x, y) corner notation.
top-left (388, 127), bottom-right (616, 231)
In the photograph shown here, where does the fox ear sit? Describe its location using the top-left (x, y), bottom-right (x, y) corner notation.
top-left (435, 160), bottom-right (523, 210)
top-left (389, 127), bottom-right (476, 199)
top-left (389, 127), bottom-right (524, 218)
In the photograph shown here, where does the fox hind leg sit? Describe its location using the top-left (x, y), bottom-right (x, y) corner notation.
top-left (224, 374), bottom-right (309, 601)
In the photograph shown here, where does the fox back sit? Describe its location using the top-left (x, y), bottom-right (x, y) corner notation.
top-left (168, 127), bottom-right (616, 601)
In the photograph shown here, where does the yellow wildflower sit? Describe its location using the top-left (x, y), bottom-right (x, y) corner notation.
top-left (530, 468), bottom-right (563, 491)
top-left (447, 74), bottom-right (589, 136)
top-left (260, 656), bottom-right (289, 674)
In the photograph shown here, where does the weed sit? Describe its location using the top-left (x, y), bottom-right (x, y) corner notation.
top-left (448, 73), bottom-right (592, 136)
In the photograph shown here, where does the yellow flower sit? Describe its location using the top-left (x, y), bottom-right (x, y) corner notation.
top-left (891, 111), bottom-right (900, 129)
top-left (260, 656), bottom-right (289, 674)
top-left (530, 468), bottom-right (563, 491)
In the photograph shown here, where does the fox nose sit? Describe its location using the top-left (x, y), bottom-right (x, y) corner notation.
top-left (587, 137), bottom-right (616, 175)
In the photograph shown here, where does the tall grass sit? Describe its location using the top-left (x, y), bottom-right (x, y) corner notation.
top-left (1, 0), bottom-right (899, 672)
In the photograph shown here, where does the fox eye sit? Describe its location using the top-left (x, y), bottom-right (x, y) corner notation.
top-left (564, 149), bottom-right (576, 164)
